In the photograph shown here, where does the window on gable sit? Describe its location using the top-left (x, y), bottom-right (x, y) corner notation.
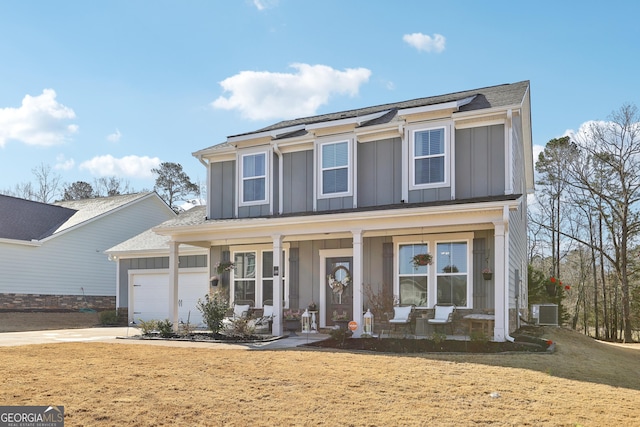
top-left (320, 141), bottom-right (350, 196)
top-left (241, 152), bottom-right (267, 204)
top-left (412, 127), bottom-right (446, 186)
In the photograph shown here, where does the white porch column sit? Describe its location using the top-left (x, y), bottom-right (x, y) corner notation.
top-left (351, 229), bottom-right (364, 338)
top-left (168, 241), bottom-right (179, 331)
top-left (272, 234), bottom-right (283, 336)
top-left (493, 217), bottom-right (507, 342)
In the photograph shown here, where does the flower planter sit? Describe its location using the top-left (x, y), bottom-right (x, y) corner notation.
top-left (482, 272), bottom-right (493, 280)
top-left (284, 319), bottom-right (300, 336)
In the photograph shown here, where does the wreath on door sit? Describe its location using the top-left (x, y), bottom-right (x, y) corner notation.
top-left (327, 265), bottom-right (351, 304)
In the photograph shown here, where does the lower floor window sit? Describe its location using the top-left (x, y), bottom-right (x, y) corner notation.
top-left (396, 236), bottom-right (471, 308)
top-left (231, 248), bottom-right (287, 307)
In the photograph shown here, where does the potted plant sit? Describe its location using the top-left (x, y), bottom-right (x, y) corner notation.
top-left (332, 310), bottom-right (350, 330)
top-left (210, 261), bottom-right (235, 287)
top-left (215, 261), bottom-right (235, 275)
top-left (482, 267), bottom-right (493, 280)
top-left (411, 253), bottom-right (432, 268)
top-left (308, 301), bottom-right (318, 312)
top-left (283, 309), bottom-right (301, 336)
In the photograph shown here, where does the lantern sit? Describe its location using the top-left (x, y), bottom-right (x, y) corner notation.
top-left (364, 308), bottom-right (374, 336)
top-left (301, 309), bottom-right (311, 333)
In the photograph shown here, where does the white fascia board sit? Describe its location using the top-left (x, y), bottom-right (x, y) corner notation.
top-left (398, 96), bottom-right (476, 117)
top-left (305, 110), bottom-right (391, 131)
top-left (0, 237), bottom-right (42, 246)
top-left (452, 104), bottom-right (521, 120)
top-left (106, 246), bottom-right (207, 259)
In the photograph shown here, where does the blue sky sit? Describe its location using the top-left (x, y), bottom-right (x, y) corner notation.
top-left (1, 0), bottom-right (639, 198)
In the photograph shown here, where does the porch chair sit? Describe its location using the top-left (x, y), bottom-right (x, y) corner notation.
top-left (427, 305), bottom-right (455, 334)
top-left (232, 304), bottom-right (251, 319)
top-left (253, 304), bottom-right (274, 333)
top-left (387, 305), bottom-right (414, 337)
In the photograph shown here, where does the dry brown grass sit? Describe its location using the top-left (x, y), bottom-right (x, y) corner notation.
top-left (1, 327), bottom-right (639, 426)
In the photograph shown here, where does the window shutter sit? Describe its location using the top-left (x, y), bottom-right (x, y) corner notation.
top-left (289, 248), bottom-right (299, 308)
top-left (382, 242), bottom-right (394, 295)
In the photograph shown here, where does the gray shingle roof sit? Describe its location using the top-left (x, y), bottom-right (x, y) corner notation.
top-left (108, 206), bottom-right (207, 253)
top-left (0, 195), bottom-right (77, 241)
top-left (54, 192), bottom-right (156, 233)
top-left (0, 192), bottom-right (159, 242)
top-left (234, 80), bottom-right (529, 138)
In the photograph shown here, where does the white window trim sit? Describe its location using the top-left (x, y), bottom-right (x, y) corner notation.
top-left (407, 122), bottom-right (451, 190)
top-left (316, 136), bottom-right (354, 199)
top-left (393, 232), bottom-right (473, 309)
top-left (434, 238), bottom-right (472, 309)
top-left (230, 244), bottom-right (289, 309)
top-left (238, 148), bottom-right (270, 207)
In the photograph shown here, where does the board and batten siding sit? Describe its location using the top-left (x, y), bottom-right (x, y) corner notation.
top-left (282, 151), bottom-right (314, 214)
top-left (0, 196), bottom-right (174, 298)
top-left (209, 160), bottom-right (236, 219)
top-left (455, 124), bottom-right (506, 199)
top-left (358, 138), bottom-right (402, 207)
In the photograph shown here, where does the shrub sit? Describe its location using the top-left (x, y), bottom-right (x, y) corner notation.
top-left (99, 310), bottom-right (119, 326)
top-left (156, 319), bottom-right (174, 338)
top-left (137, 319), bottom-right (158, 335)
top-left (197, 291), bottom-right (229, 335)
top-left (225, 316), bottom-right (255, 339)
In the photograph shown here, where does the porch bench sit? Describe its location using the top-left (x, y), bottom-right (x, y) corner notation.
top-left (463, 313), bottom-right (494, 337)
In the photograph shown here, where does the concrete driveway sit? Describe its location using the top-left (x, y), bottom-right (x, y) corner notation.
top-left (0, 327), bottom-right (328, 350)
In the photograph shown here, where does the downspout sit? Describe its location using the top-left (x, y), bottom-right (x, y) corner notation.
top-left (503, 205), bottom-right (515, 342)
top-left (273, 143), bottom-right (283, 215)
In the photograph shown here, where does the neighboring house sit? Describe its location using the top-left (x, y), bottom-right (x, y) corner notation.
top-left (0, 192), bottom-right (176, 313)
top-left (154, 81), bottom-right (534, 341)
top-left (105, 206), bottom-right (209, 325)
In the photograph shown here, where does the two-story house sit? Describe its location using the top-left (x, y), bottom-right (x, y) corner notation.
top-left (154, 80), bottom-right (533, 341)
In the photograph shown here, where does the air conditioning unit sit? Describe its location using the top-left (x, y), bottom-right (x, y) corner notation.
top-left (531, 304), bottom-right (558, 326)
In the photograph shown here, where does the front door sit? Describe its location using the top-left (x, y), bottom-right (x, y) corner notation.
top-left (325, 257), bottom-right (352, 326)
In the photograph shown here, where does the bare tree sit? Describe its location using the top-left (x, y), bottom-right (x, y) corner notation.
top-left (569, 104), bottom-right (640, 342)
top-left (31, 163), bottom-right (62, 203)
top-left (93, 176), bottom-right (132, 197)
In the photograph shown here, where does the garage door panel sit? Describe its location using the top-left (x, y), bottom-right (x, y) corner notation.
top-left (132, 272), bottom-right (208, 326)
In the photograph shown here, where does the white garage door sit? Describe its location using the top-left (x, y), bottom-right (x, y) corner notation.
top-left (131, 271), bottom-right (209, 326)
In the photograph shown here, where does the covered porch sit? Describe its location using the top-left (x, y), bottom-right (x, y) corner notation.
top-left (155, 200), bottom-right (519, 342)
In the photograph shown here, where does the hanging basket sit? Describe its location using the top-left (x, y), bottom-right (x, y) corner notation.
top-left (411, 253), bottom-right (432, 268)
top-left (482, 272), bottom-right (493, 280)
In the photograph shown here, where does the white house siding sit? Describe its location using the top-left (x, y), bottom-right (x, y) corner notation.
top-left (0, 195), bottom-right (175, 309)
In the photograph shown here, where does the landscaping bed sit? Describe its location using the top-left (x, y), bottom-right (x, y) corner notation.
top-left (304, 327), bottom-right (554, 353)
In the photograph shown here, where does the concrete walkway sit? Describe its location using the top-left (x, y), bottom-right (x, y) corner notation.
top-left (0, 327), bottom-right (329, 350)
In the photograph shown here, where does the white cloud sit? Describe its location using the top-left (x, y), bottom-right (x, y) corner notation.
top-left (212, 63), bottom-right (372, 120)
top-left (55, 154), bottom-right (75, 171)
top-left (403, 33), bottom-right (446, 53)
top-left (252, 0), bottom-right (278, 10)
top-left (107, 129), bottom-right (122, 143)
top-left (0, 89), bottom-right (78, 147)
top-left (79, 154), bottom-right (161, 179)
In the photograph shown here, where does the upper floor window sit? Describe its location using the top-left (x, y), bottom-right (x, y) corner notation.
top-left (240, 152), bottom-right (267, 205)
top-left (410, 126), bottom-right (448, 188)
top-left (319, 140), bottom-right (351, 197)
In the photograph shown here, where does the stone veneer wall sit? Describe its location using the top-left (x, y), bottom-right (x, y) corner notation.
top-left (0, 293), bottom-right (115, 311)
